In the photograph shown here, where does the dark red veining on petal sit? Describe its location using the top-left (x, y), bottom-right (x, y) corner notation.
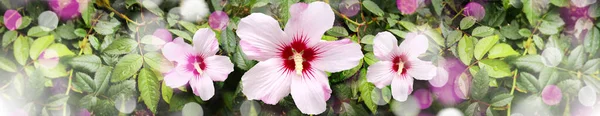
top-left (280, 33), bottom-right (317, 75)
top-left (391, 55), bottom-right (410, 75)
top-left (185, 55), bottom-right (206, 76)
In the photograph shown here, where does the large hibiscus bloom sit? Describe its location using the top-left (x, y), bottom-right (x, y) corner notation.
top-left (237, 2), bottom-right (364, 114)
top-left (367, 32), bottom-right (436, 101)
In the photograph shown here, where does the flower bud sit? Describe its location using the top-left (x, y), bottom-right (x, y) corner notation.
top-left (208, 11), bottom-right (229, 30)
top-left (3, 10), bottom-right (22, 31)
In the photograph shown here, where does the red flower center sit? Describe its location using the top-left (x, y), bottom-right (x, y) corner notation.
top-left (186, 55), bottom-right (206, 76)
top-left (280, 35), bottom-right (317, 75)
top-left (392, 55), bottom-right (410, 75)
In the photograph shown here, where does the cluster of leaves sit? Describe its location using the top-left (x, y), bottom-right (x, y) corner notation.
top-left (0, 0), bottom-right (599, 115)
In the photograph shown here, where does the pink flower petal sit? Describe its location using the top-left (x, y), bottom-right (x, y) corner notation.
top-left (163, 70), bottom-right (192, 88)
top-left (373, 32), bottom-right (399, 61)
top-left (49, 0), bottom-right (81, 20)
top-left (162, 39), bottom-right (194, 62)
top-left (284, 1), bottom-right (334, 47)
top-left (241, 59), bottom-right (293, 104)
top-left (203, 55), bottom-right (234, 81)
top-left (3, 10), bottom-right (22, 30)
top-left (208, 11), bottom-right (230, 30)
top-left (311, 39), bottom-right (363, 72)
top-left (190, 74), bottom-right (215, 101)
top-left (192, 28), bottom-right (219, 57)
top-left (397, 0), bottom-right (418, 14)
top-left (542, 85), bottom-right (562, 105)
top-left (413, 89), bottom-right (432, 109)
top-left (407, 59), bottom-right (436, 80)
top-left (38, 49), bottom-right (59, 68)
top-left (391, 75), bottom-right (414, 101)
top-left (237, 13), bottom-right (289, 61)
top-left (291, 69), bottom-right (330, 114)
top-left (399, 33), bottom-right (429, 58)
top-left (463, 2), bottom-right (486, 21)
top-left (153, 28), bottom-right (173, 43)
top-left (367, 61), bottom-right (396, 88)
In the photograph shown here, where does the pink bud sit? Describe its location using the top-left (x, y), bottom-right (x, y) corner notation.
top-left (153, 28), bottom-right (173, 43)
top-left (38, 49), bottom-right (60, 69)
top-left (397, 0), bottom-right (418, 14)
top-left (541, 85), bottom-right (562, 106)
top-left (339, 0), bottom-right (360, 17)
top-left (48, 0), bottom-right (82, 20)
top-left (463, 2), bottom-right (485, 21)
top-left (414, 89), bottom-right (432, 109)
top-left (3, 10), bottom-right (22, 30)
top-left (208, 11), bottom-right (229, 30)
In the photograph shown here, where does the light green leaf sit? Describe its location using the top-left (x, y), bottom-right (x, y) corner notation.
top-left (178, 21), bottom-right (198, 32)
top-left (162, 82), bottom-right (173, 104)
top-left (539, 67), bottom-right (560, 86)
top-left (490, 93), bottom-right (513, 107)
top-left (94, 18), bottom-right (120, 35)
top-left (142, 1), bottom-right (164, 17)
top-left (458, 35), bottom-right (474, 65)
top-left (465, 102), bottom-right (481, 116)
top-left (472, 26), bottom-right (496, 37)
top-left (95, 66), bottom-right (112, 95)
top-left (56, 22), bottom-right (77, 40)
top-left (566, 45), bottom-right (586, 69)
top-left (0, 57), bottom-right (17, 72)
top-left (17, 16), bottom-right (31, 29)
top-left (326, 26), bottom-right (349, 37)
top-left (103, 38), bottom-right (138, 55)
top-left (107, 80), bottom-right (136, 99)
top-left (47, 43), bottom-right (75, 57)
top-left (510, 55), bottom-right (545, 72)
top-left (460, 17), bottom-right (476, 30)
top-left (2, 30), bottom-right (18, 48)
top-left (424, 29), bottom-right (444, 47)
top-left (138, 68), bottom-right (160, 113)
top-left (388, 29), bottom-right (406, 38)
top-left (27, 26), bottom-right (50, 37)
top-left (169, 29), bottom-right (193, 42)
top-left (362, 0), bottom-right (384, 16)
top-left (541, 47), bottom-right (563, 67)
top-left (550, 0), bottom-right (569, 7)
top-left (13, 36), bottom-right (30, 65)
top-left (29, 35), bottom-right (55, 60)
top-left (473, 35), bottom-right (499, 60)
top-left (538, 10), bottom-right (564, 35)
top-left (478, 59), bottom-right (512, 78)
top-left (111, 54), bottom-right (144, 82)
top-left (144, 52), bottom-right (173, 73)
top-left (68, 55), bottom-right (102, 73)
top-left (518, 28), bottom-right (532, 37)
top-left (399, 21), bottom-right (417, 32)
top-left (488, 43), bottom-right (519, 59)
top-left (582, 58), bottom-right (600, 74)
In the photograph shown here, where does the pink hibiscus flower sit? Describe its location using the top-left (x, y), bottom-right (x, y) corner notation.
top-left (237, 2), bottom-right (364, 114)
top-left (367, 31), bottom-right (436, 101)
top-left (161, 28), bottom-right (234, 100)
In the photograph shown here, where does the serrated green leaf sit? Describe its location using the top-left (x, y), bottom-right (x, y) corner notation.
top-left (458, 35), bottom-right (474, 65)
top-left (232, 46), bottom-right (256, 70)
top-left (138, 68), bottom-right (160, 113)
top-left (169, 29), bottom-right (192, 42)
top-left (432, 0), bottom-right (443, 15)
top-left (472, 26), bottom-right (495, 37)
top-left (538, 10), bottom-right (564, 35)
top-left (2, 30), bottom-right (18, 48)
top-left (45, 94), bottom-right (69, 107)
top-left (0, 57), bottom-right (17, 72)
top-left (327, 26), bottom-right (349, 37)
top-left (29, 35), bottom-right (55, 60)
top-left (47, 43), bottom-right (75, 57)
top-left (56, 22), bottom-right (77, 40)
top-left (27, 26), bottom-right (50, 37)
top-left (13, 36), bottom-right (30, 65)
top-left (460, 17), bottom-right (476, 30)
top-left (362, 0), bottom-right (384, 16)
top-left (142, 1), bottom-right (164, 17)
top-left (516, 72), bottom-right (540, 93)
top-left (581, 58), bottom-right (600, 74)
top-left (68, 55), bottom-right (102, 73)
top-left (178, 21), bottom-right (198, 32)
top-left (584, 27), bottom-right (599, 55)
top-left (471, 68), bottom-right (489, 100)
top-left (474, 35), bottom-right (499, 60)
top-left (111, 54), bottom-right (143, 82)
top-left (95, 66), bottom-right (112, 95)
top-left (488, 43), bottom-right (519, 59)
top-left (539, 67), bottom-right (560, 86)
top-left (79, 94), bottom-right (98, 109)
top-left (490, 93), bottom-right (513, 107)
top-left (144, 52), bottom-right (173, 73)
top-left (73, 72), bottom-right (95, 93)
top-left (557, 79), bottom-right (582, 96)
top-left (107, 80), bottom-right (137, 99)
top-left (424, 29), bottom-right (444, 47)
top-left (541, 47), bottom-right (563, 67)
top-left (94, 19), bottom-right (120, 35)
top-left (465, 102), bottom-right (481, 116)
top-left (162, 82), bottom-right (173, 104)
top-left (478, 59), bottom-right (512, 78)
top-left (399, 21), bottom-right (417, 32)
top-left (510, 55), bottom-right (545, 72)
top-left (501, 21), bottom-right (522, 40)
top-left (103, 38), bottom-right (138, 55)
top-left (566, 45), bottom-right (586, 69)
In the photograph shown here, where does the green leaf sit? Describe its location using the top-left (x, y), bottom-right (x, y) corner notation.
top-left (465, 102), bottom-right (481, 116)
top-left (458, 35), bottom-right (474, 65)
top-left (111, 54), bottom-right (144, 82)
top-left (17, 16), bottom-right (31, 29)
top-left (460, 17), bottom-right (476, 30)
top-left (550, 0), bottom-right (569, 7)
top-left (399, 21), bottom-right (417, 32)
top-left (478, 59), bottom-right (512, 78)
top-left (232, 46), bottom-right (257, 70)
top-left (169, 29), bottom-right (192, 42)
top-left (103, 38), bottom-right (138, 55)
top-left (74, 28), bottom-right (87, 37)
top-left (538, 10), bottom-right (564, 35)
top-left (474, 35), bottom-right (499, 60)
top-left (322, 35), bottom-right (338, 41)
top-left (432, 0), bottom-right (443, 15)
top-left (363, 52), bottom-right (379, 65)
top-left (533, 35), bottom-right (545, 50)
top-left (541, 47), bottom-right (563, 67)
top-left (138, 68), bottom-right (160, 113)
top-left (79, 94), bottom-right (98, 109)
top-left (518, 28), bottom-right (532, 37)
top-left (95, 66), bottom-right (112, 95)
top-left (522, 0), bottom-right (544, 26)
top-left (584, 27), bottom-right (600, 55)
top-left (490, 93), bottom-right (513, 107)
top-left (73, 72), bottom-right (95, 93)
top-left (581, 58), bottom-right (600, 74)
top-left (47, 43), bottom-right (75, 57)
top-left (360, 35), bottom-right (375, 44)
top-left (0, 57), bottom-right (17, 72)
top-left (27, 26), bottom-right (50, 37)
top-left (68, 55), bottom-right (102, 73)
top-left (331, 60), bottom-right (362, 83)
top-left (557, 79), bottom-right (582, 96)
top-left (2, 30), bottom-right (18, 48)
top-left (45, 94), bottom-right (69, 107)
top-left (56, 22), bottom-right (77, 40)
top-left (88, 35), bottom-right (101, 50)
top-left (471, 68), bottom-right (490, 100)
top-left (510, 55), bottom-right (545, 72)
top-left (40, 63), bottom-right (69, 78)
top-left (94, 19), bottom-right (120, 35)
top-left (472, 26), bottom-right (496, 37)
top-left (539, 67), bottom-right (560, 86)
top-left (388, 29), bottom-right (406, 38)
top-left (178, 21), bottom-right (198, 32)
top-left (327, 26), bottom-right (349, 37)
top-left (446, 30), bottom-right (462, 47)
top-left (13, 36), bottom-right (30, 65)
top-left (29, 35), bottom-right (55, 60)
top-left (566, 45), bottom-right (586, 69)
top-left (107, 80), bottom-right (136, 99)
top-left (424, 29), bottom-right (445, 47)
top-left (144, 52), bottom-right (173, 73)
top-left (488, 43), bottom-right (519, 59)
top-left (162, 82), bottom-right (173, 104)
top-left (362, 0), bottom-right (384, 16)
top-left (501, 21), bottom-right (522, 40)
top-left (142, 1), bottom-right (164, 17)
top-left (516, 72), bottom-right (540, 93)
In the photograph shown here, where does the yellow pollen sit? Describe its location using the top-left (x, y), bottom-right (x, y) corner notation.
top-left (397, 61), bottom-right (405, 76)
top-left (293, 52), bottom-right (304, 76)
top-left (193, 62), bottom-right (203, 75)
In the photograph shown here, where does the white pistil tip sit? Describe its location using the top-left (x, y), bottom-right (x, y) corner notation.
top-left (293, 52), bottom-right (304, 76)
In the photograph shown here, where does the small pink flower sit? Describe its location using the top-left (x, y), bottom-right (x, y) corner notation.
top-left (161, 28), bottom-right (234, 100)
top-left (414, 89), bottom-right (432, 109)
top-left (237, 2), bottom-right (363, 114)
top-left (397, 0), bottom-right (418, 14)
top-left (48, 0), bottom-right (83, 20)
top-left (208, 11), bottom-right (229, 30)
top-left (464, 2), bottom-right (485, 21)
top-left (367, 32), bottom-right (436, 102)
top-left (3, 10), bottom-right (22, 31)
top-left (38, 49), bottom-right (60, 69)
top-left (542, 85), bottom-right (562, 105)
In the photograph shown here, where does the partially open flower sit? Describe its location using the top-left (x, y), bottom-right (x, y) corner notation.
top-left (541, 85), bottom-right (562, 106)
top-left (339, 0), bottom-right (360, 17)
top-left (3, 10), bottom-right (22, 31)
top-left (208, 11), bottom-right (230, 30)
top-left (48, 0), bottom-right (84, 20)
top-left (38, 49), bottom-right (60, 69)
top-left (463, 2), bottom-right (485, 21)
top-left (397, 0), bottom-right (418, 14)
